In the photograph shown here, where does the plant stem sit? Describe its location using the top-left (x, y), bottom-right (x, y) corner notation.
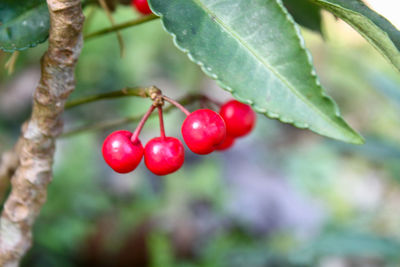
top-left (65, 87), bottom-right (151, 109)
top-left (162, 95), bottom-right (191, 116)
top-left (158, 106), bottom-right (166, 139)
top-left (97, 0), bottom-right (125, 57)
top-left (61, 94), bottom-right (203, 137)
top-left (84, 14), bottom-right (159, 40)
top-left (0, 0), bottom-right (84, 265)
top-left (83, 5), bottom-right (97, 35)
top-left (131, 104), bottom-right (156, 142)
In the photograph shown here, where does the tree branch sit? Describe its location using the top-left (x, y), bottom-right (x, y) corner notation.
top-left (0, 151), bottom-right (17, 201)
top-left (0, 0), bottom-right (84, 265)
top-left (65, 86), bottom-right (154, 109)
top-left (62, 94), bottom-right (203, 137)
top-left (0, 140), bottom-right (23, 203)
top-left (84, 14), bottom-right (159, 40)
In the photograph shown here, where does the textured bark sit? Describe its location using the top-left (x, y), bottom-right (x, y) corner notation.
top-left (0, 140), bottom-right (23, 202)
top-left (0, 150), bottom-right (17, 199)
top-left (0, 1), bottom-right (84, 266)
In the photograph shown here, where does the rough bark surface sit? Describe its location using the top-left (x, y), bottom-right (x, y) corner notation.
top-left (0, 150), bottom-right (18, 196)
top-left (0, 1), bottom-right (84, 266)
top-left (0, 140), bottom-right (23, 202)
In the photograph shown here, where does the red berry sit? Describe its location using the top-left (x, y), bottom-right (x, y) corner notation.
top-left (219, 100), bottom-right (256, 137)
top-left (144, 137), bottom-right (184, 176)
top-left (131, 0), bottom-right (152, 15)
top-left (215, 135), bottom-right (235, 151)
top-left (102, 130), bottom-right (144, 173)
top-left (181, 109), bottom-right (226, 155)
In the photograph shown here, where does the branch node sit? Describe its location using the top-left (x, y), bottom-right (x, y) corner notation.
top-left (148, 86), bottom-right (164, 107)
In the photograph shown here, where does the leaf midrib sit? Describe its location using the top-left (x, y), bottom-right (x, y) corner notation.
top-left (192, 0), bottom-right (345, 133)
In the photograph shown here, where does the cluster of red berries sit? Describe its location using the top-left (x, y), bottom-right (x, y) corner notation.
top-left (102, 93), bottom-right (256, 176)
top-left (216, 100), bottom-right (256, 150)
top-left (131, 0), bottom-right (152, 15)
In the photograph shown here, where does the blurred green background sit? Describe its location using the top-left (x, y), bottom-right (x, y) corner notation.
top-left (1, 4), bottom-right (400, 267)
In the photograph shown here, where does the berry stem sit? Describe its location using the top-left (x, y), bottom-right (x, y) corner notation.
top-left (131, 104), bottom-right (156, 142)
top-left (158, 106), bottom-right (166, 139)
top-left (163, 96), bottom-right (191, 116)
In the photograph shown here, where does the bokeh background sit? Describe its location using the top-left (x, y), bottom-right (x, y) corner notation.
top-left (1, 1), bottom-right (400, 266)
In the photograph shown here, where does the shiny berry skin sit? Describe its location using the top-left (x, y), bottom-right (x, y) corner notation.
top-left (131, 0), bottom-right (152, 15)
top-left (219, 100), bottom-right (256, 137)
top-left (144, 137), bottom-right (184, 176)
top-left (181, 109), bottom-right (226, 155)
top-left (102, 130), bottom-right (144, 173)
top-left (215, 135), bottom-right (235, 151)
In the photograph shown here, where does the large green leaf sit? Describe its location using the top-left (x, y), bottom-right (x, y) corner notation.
top-left (283, 0), bottom-right (322, 34)
top-left (148, 0), bottom-right (363, 144)
top-left (0, 0), bottom-right (50, 52)
top-left (310, 0), bottom-right (400, 71)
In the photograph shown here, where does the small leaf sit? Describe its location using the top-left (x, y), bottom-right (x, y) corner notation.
top-left (0, 0), bottom-right (50, 52)
top-left (310, 0), bottom-right (400, 72)
top-left (148, 0), bottom-right (363, 144)
top-left (283, 0), bottom-right (323, 34)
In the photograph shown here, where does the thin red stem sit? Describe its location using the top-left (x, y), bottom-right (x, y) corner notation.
top-left (131, 104), bottom-right (156, 142)
top-left (163, 96), bottom-right (191, 116)
top-left (158, 106), bottom-right (166, 139)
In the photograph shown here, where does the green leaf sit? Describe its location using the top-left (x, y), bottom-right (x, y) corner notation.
top-left (148, 0), bottom-right (363, 144)
top-left (0, 0), bottom-right (50, 52)
top-left (291, 229), bottom-right (400, 263)
top-left (310, 0), bottom-right (400, 72)
top-left (283, 0), bottom-right (323, 34)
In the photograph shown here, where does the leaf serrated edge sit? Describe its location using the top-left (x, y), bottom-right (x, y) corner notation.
top-left (275, 0), bottom-right (363, 144)
top-left (0, 34), bottom-right (49, 52)
top-left (149, 0), bottom-right (364, 144)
